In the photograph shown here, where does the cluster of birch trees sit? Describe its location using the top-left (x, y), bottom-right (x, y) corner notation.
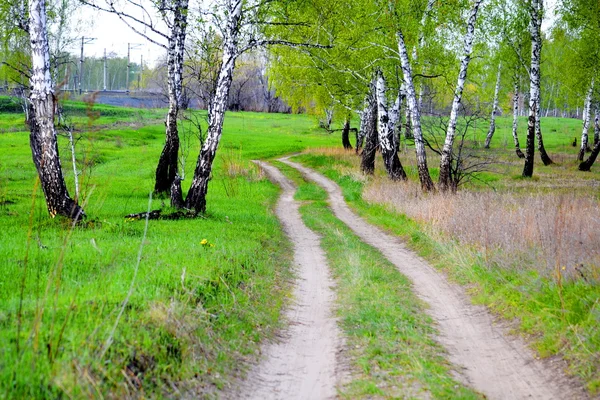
top-left (269, 0), bottom-right (600, 189)
top-left (2, 0), bottom-right (599, 220)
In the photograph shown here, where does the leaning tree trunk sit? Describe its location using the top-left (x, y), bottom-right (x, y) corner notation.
top-left (512, 81), bottom-right (525, 158)
top-left (360, 80), bottom-right (378, 175)
top-left (484, 63), bottom-right (502, 149)
top-left (342, 118), bottom-right (353, 150)
top-left (579, 139), bottom-right (600, 171)
top-left (578, 78), bottom-right (594, 161)
top-left (154, 0), bottom-right (189, 195)
top-left (183, 0), bottom-right (241, 213)
top-left (28, 0), bottom-right (84, 220)
top-left (376, 70), bottom-right (407, 181)
top-left (535, 91), bottom-right (553, 165)
top-left (397, 29), bottom-right (434, 191)
top-left (439, 0), bottom-right (482, 192)
top-left (523, 0), bottom-right (543, 177)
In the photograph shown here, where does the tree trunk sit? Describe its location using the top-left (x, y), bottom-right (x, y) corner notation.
top-left (154, 0), bottom-right (189, 195)
top-left (536, 95), bottom-right (553, 165)
top-left (401, 83), bottom-right (413, 139)
top-left (397, 30), bottom-right (434, 191)
top-left (484, 63), bottom-right (502, 149)
top-left (511, 81), bottom-right (525, 158)
top-left (356, 108), bottom-right (366, 153)
top-left (28, 0), bottom-right (84, 220)
top-left (439, 0), bottom-right (483, 192)
top-left (523, 0), bottom-right (543, 177)
top-left (579, 139), bottom-right (600, 171)
top-left (183, 0), bottom-right (241, 213)
top-left (342, 118), bottom-right (353, 150)
top-left (376, 70), bottom-right (407, 181)
top-left (360, 79), bottom-right (378, 175)
top-left (594, 103), bottom-right (599, 145)
top-left (578, 78), bottom-right (594, 161)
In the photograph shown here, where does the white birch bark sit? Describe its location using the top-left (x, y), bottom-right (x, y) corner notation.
top-left (523, 0), bottom-right (543, 177)
top-left (28, 0), bottom-right (83, 219)
top-left (578, 78), bottom-right (595, 161)
top-left (438, 0), bottom-right (483, 191)
top-left (594, 102), bottom-right (599, 145)
top-left (397, 30), bottom-right (434, 191)
top-left (155, 0), bottom-right (189, 194)
top-left (484, 63), bottom-right (502, 149)
top-left (185, 0), bottom-right (242, 212)
top-left (511, 80), bottom-right (525, 158)
top-left (376, 70), bottom-right (406, 180)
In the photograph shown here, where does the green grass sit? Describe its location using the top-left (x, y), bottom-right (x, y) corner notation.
top-left (0, 99), bottom-right (340, 397)
top-left (274, 162), bottom-right (482, 398)
top-left (293, 151), bottom-right (600, 394)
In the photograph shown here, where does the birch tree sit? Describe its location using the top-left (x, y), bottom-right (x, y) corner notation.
top-left (397, 28), bottom-right (434, 191)
top-left (27, 0), bottom-right (84, 219)
top-left (484, 62), bottom-right (502, 149)
top-left (360, 80), bottom-right (378, 175)
top-left (376, 69), bottom-right (407, 180)
top-left (179, 0), bottom-right (330, 212)
top-left (522, 0), bottom-right (543, 177)
top-left (80, 0), bottom-right (190, 195)
top-left (577, 78), bottom-right (594, 160)
top-left (511, 78), bottom-right (525, 158)
top-left (438, 0), bottom-right (484, 192)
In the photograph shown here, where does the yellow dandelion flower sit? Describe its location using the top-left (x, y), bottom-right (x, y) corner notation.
top-left (200, 239), bottom-right (208, 245)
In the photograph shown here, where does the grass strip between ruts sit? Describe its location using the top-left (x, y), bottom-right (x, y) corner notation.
top-left (274, 161), bottom-right (482, 399)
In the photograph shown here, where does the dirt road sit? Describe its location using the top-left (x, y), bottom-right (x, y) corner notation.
top-left (280, 157), bottom-right (586, 400)
top-left (232, 161), bottom-right (342, 399)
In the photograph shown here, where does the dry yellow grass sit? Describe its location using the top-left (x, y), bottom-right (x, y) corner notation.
top-left (306, 148), bottom-right (600, 282)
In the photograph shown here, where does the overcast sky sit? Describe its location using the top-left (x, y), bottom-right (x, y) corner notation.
top-left (67, 5), bottom-right (169, 67)
top-left (67, 0), bottom-right (560, 68)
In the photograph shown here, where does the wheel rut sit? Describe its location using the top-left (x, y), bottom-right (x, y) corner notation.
top-left (231, 161), bottom-right (341, 400)
top-left (280, 156), bottom-right (587, 400)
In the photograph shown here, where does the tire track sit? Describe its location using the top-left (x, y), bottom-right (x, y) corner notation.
top-left (231, 161), bottom-right (341, 399)
top-left (281, 156), bottom-right (586, 400)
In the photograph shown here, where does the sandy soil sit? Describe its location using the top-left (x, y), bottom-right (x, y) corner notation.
top-left (280, 157), bottom-right (588, 400)
top-left (229, 161), bottom-right (342, 399)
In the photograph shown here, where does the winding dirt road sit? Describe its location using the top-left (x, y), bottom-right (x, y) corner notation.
top-left (232, 161), bottom-right (342, 399)
top-left (279, 157), bottom-right (586, 400)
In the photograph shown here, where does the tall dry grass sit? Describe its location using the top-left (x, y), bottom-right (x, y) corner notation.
top-left (365, 179), bottom-right (600, 281)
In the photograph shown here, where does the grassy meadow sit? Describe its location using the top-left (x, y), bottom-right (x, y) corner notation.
top-left (0, 98), bottom-right (339, 397)
top-left (1, 94), bottom-right (599, 397)
top-left (293, 113), bottom-right (600, 393)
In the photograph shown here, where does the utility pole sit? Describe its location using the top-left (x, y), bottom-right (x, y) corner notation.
top-left (103, 49), bottom-right (107, 91)
top-left (79, 37), bottom-right (96, 95)
top-left (137, 54), bottom-right (143, 91)
top-left (126, 43), bottom-right (142, 94)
